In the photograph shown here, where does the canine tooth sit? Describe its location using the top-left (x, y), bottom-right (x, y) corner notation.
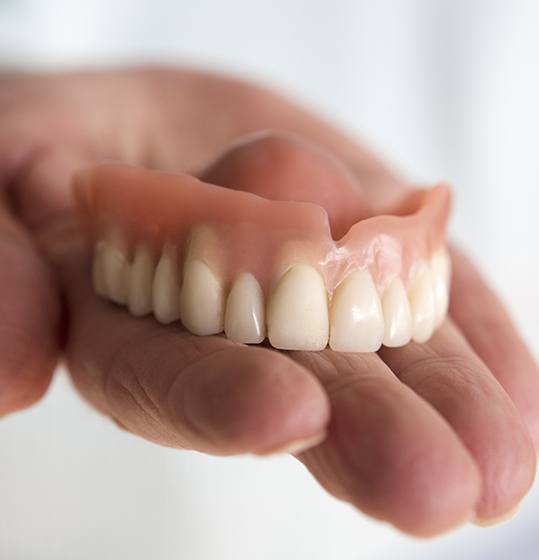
top-left (128, 245), bottom-right (155, 316)
top-left (224, 273), bottom-right (265, 343)
top-left (180, 259), bottom-right (224, 335)
top-left (102, 240), bottom-right (130, 305)
top-left (267, 264), bottom-right (329, 351)
top-left (329, 269), bottom-right (384, 352)
top-left (408, 265), bottom-right (435, 343)
top-left (431, 249), bottom-right (451, 327)
top-left (92, 241), bottom-right (108, 297)
top-left (382, 278), bottom-right (412, 347)
top-left (152, 244), bottom-right (181, 324)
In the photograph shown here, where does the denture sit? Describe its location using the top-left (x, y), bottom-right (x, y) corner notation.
top-left (76, 162), bottom-right (451, 352)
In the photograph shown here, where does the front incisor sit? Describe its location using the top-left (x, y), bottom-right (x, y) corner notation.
top-left (329, 269), bottom-right (384, 352)
top-left (180, 259), bottom-right (225, 336)
top-left (267, 264), bottom-right (329, 351)
top-left (224, 273), bottom-right (265, 343)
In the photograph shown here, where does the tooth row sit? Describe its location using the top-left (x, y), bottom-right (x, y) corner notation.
top-left (93, 241), bottom-right (450, 352)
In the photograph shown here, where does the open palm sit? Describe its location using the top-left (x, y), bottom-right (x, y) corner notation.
top-left (1, 68), bottom-right (537, 536)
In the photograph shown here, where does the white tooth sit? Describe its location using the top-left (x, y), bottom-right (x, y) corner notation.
top-left (329, 269), bottom-right (384, 352)
top-left (92, 241), bottom-right (108, 297)
top-left (267, 264), bottom-right (329, 351)
top-left (382, 278), bottom-right (412, 347)
top-left (224, 273), bottom-right (265, 343)
top-left (152, 243), bottom-right (181, 324)
top-left (431, 249), bottom-right (451, 327)
top-left (408, 265), bottom-right (435, 343)
top-left (128, 245), bottom-right (155, 316)
top-left (102, 240), bottom-right (130, 305)
top-left (180, 259), bottom-right (224, 335)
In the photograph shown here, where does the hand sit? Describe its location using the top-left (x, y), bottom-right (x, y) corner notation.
top-left (2, 68), bottom-right (538, 536)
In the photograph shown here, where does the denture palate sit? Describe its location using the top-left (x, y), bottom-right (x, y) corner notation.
top-left (78, 164), bottom-right (451, 352)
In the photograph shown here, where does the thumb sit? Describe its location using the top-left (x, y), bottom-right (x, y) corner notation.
top-left (201, 131), bottom-right (371, 239)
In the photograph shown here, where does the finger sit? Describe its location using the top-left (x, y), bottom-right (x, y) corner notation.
top-left (294, 107), bottom-right (539, 450)
top-left (327, 127), bottom-right (539, 451)
top-left (219, 135), bottom-right (538, 518)
top-left (12, 146), bottom-right (331, 454)
top-left (290, 349), bottom-right (480, 536)
top-left (0, 150), bottom-right (60, 415)
top-left (59, 241), bottom-right (479, 535)
top-left (167, 88), bottom-right (539, 451)
top-left (58, 244), bottom-right (329, 454)
top-left (379, 320), bottom-right (536, 523)
top-left (449, 247), bottom-right (539, 447)
top-left (204, 133), bottom-right (480, 534)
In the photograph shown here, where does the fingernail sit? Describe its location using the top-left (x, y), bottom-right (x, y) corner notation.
top-left (473, 503), bottom-right (521, 527)
top-left (258, 430), bottom-right (327, 456)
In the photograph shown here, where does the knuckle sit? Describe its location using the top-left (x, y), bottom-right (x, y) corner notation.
top-left (103, 333), bottom-right (163, 426)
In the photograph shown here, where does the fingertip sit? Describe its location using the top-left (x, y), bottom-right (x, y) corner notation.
top-left (167, 346), bottom-right (330, 455)
top-left (473, 502), bottom-right (522, 527)
top-left (357, 421), bottom-right (481, 537)
top-left (0, 330), bottom-right (57, 416)
top-left (0, 229), bottom-right (60, 416)
top-left (388, 449), bottom-right (480, 537)
top-left (473, 422), bottom-right (536, 523)
top-left (318, 374), bottom-right (482, 537)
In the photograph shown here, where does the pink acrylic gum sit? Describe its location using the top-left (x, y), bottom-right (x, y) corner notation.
top-left (75, 163), bottom-right (451, 298)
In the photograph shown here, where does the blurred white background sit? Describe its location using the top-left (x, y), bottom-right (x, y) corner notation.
top-left (1, 1), bottom-right (538, 558)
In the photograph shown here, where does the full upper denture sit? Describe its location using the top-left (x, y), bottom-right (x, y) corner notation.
top-left (75, 159), bottom-right (451, 353)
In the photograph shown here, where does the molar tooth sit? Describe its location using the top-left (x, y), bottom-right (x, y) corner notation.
top-left (408, 265), bottom-right (435, 343)
top-left (224, 273), bottom-right (265, 344)
top-left (180, 259), bottom-right (224, 335)
top-left (102, 239), bottom-right (130, 305)
top-left (267, 264), bottom-right (329, 351)
top-left (92, 241), bottom-right (108, 297)
top-left (329, 269), bottom-right (384, 352)
top-left (152, 243), bottom-right (181, 324)
top-left (128, 245), bottom-right (155, 316)
top-left (431, 249), bottom-right (451, 327)
top-left (382, 278), bottom-right (412, 347)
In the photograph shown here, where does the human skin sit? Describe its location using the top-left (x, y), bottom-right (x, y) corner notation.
top-left (0, 68), bottom-right (538, 535)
